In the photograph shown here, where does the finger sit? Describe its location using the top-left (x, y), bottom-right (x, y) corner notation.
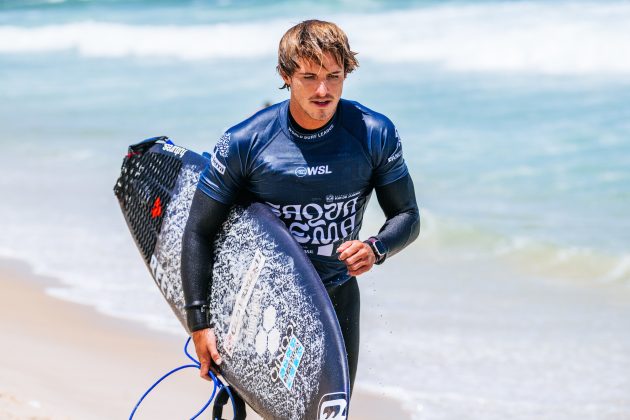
top-left (349, 266), bottom-right (370, 276)
top-left (199, 358), bottom-right (211, 381)
top-left (347, 259), bottom-right (369, 273)
top-left (336, 241), bottom-right (351, 255)
top-left (206, 330), bottom-right (223, 366)
top-left (344, 246), bottom-right (371, 266)
top-left (338, 241), bottom-right (362, 261)
top-left (208, 343), bottom-right (223, 366)
top-left (349, 260), bottom-right (373, 276)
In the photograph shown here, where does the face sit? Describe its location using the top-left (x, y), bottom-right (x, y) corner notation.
top-left (282, 52), bottom-right (345, 130)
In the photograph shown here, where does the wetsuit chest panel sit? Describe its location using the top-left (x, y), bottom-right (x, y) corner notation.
top-left (198, 99), bottom-right (408, 284)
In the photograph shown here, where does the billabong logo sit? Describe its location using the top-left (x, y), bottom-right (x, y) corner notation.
top-left (162, 143), bottom-right (187, 158)
top-left (295, 165), bottom-right (333, 177)
top-left (318, 393), bottom-right (348, 420)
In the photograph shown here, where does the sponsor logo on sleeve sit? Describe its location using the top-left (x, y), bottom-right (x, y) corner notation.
top-left (211, 153), bottom-right (226, 175)
top-left (318, 393), bottom-right (348, 420)
top-left (216, 132), bottom-right (231, 158)
top-left (387, 140), bottom-right (403, 163)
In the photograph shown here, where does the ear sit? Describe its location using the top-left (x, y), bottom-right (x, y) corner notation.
top-left (280, 71), bottom-right (291, 87)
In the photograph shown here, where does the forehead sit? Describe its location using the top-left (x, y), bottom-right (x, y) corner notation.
top-left (295, 52), bottom-right (343, 73)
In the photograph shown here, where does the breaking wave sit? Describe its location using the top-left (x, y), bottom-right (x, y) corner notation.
top-left (2, 2), bottom-right (630, 75)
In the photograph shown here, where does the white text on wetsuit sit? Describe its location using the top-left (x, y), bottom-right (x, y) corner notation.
top-left (266, 194), bottom-right (360, 256)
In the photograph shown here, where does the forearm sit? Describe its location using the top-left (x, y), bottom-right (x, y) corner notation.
top-left (374, 175), bottom-right (420, 259)
top-left (181, 189), bottom-right (230, 331)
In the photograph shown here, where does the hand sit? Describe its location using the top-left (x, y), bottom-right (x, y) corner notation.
top-left (337, 240), bottom-right (376, 277)
top-left (191, 328), bottom-right (222, 380)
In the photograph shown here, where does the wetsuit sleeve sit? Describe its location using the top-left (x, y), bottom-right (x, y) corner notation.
top-left (198, 132), bottom-right (245, 204)
top-left (373, 174), bottom-right (420, 260)
top-left (181, 189), bottom-right (230, 332)
top-left (373, 123), bottom-right (408, 187)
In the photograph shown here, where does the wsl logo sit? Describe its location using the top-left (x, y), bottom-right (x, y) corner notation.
top-left (295, 165), bottom-right (333, 177)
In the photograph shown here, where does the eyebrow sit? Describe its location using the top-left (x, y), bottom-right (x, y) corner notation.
top-left (300, 70), bottom-right (343, 76)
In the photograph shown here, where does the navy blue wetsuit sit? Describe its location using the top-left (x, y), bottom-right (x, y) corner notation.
top-left (198, 99), bottom-right (408, 285)
top-left (181, 99), bottom-right (420, 393)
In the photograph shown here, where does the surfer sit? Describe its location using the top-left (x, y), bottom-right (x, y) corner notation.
top-left (182, 19), bottom-right (419, 403)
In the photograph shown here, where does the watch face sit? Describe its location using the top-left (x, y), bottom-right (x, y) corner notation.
top-left (373, 239), bottom-right (386, 256)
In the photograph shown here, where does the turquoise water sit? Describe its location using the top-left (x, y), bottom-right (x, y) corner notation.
top-left (1, 1), bottom-right (630, 417)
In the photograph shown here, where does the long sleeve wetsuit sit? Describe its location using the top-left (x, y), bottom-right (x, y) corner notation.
top-left (181, 99), bottom-right (420, 389)
top-left (182, 174), bottom-right (419, 330)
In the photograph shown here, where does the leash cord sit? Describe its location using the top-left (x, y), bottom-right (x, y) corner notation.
top-left (128, 337), bottom-right (236, 419)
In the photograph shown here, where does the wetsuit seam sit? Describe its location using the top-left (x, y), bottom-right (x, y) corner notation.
top-left (244, 112), bottom-right (286, 178)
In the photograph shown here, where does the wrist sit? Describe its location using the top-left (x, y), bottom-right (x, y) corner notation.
top-left (185, 302), bottom-right (211, 332)
top-left (364, 236), bottom-right (387, 265)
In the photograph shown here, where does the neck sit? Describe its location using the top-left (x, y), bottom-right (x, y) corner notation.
top-left (288, 101), bottom-right (335, 130)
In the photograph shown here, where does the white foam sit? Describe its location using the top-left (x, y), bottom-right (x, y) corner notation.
top-left (2, 2), bottom-right (630, 75)
top-left (0, 20), bottom-right (280, 60)
top-left (603, 254), bottom-right (630, 283)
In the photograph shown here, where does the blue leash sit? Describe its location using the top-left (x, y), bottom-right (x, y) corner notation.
top-left (129, 337), bottom-right (237, 419)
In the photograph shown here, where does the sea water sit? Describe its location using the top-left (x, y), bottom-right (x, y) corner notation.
top-left (1, 1), bottom-right (629, 418)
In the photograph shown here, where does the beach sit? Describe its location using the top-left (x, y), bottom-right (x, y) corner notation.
top-left (2, 1), bottom-right (630, 419)
top-left (0, 258), bottom-right (411, 419)
top-left (4, 247), bottom-right (630, 419)
top-left (4, 245), bottom-right (630, 419)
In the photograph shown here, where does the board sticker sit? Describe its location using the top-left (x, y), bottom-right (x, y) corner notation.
top-left (223, 249), bottom-right (266, 356)
top-left (318, 393), bottom-right (348, 420)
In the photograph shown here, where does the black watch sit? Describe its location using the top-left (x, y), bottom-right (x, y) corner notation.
top-left (364, 236), bottom-right (387, 265)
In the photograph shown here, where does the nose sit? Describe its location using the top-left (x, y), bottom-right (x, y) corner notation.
top-left (315, 80), bottom-right (328, 97)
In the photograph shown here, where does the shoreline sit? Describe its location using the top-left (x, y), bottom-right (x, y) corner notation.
top-left (0, 257), bottom-right (411, 419)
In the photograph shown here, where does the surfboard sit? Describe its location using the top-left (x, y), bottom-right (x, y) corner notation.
top-left (114, 136), bottom-right (350, 420)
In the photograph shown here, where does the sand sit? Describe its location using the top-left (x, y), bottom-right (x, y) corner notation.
top-left (0, 258), bottom-right (410, 420)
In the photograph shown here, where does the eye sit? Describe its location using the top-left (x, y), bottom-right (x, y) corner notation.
top-left (303, 74), bottom-right (315, 79)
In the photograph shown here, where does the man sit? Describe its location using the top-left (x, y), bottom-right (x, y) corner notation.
top-left (182, 19), bottom-right (419, 400)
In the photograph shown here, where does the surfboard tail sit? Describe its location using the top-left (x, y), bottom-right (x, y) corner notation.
top-left (114, 136), bottom-right (181, 263)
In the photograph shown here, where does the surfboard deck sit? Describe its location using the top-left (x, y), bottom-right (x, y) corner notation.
top-left (114, 136), bottom-right (350, 420)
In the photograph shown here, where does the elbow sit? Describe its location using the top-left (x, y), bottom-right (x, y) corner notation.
top-left (409, 206), bottom-right (420, 243)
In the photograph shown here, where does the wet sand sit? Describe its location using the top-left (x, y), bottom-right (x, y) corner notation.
top-left (0, 258), bottom-right (410, 419)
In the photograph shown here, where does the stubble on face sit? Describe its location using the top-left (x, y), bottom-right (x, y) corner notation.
top-left (283, 52), bottom-right (345, 130)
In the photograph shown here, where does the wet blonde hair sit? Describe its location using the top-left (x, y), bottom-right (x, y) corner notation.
top-left (277, 20), bottom-right (359, 89)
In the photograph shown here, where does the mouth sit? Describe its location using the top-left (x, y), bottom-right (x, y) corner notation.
top-left (310, 99), bottom-right (333, 108)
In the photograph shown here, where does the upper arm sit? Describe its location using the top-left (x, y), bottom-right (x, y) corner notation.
top-left (186, 188), bottom-right (231, 239)
top-left (198, 131), bottom-right (247, 205)
top-left (372, 122), bottom-right (409, 187)
top-left (375, 174), bottom-right (418, 218)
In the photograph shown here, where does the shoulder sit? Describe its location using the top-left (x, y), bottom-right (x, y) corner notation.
top-left (338, 100), bottom-right (399, 164)
top-left (219, 101), bottom-right (285, 152)
top-left (338, 99), bottom-right (396, 135)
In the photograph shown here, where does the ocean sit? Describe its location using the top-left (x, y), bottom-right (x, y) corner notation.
top-left (1, 1), bottom-right (629, 418)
